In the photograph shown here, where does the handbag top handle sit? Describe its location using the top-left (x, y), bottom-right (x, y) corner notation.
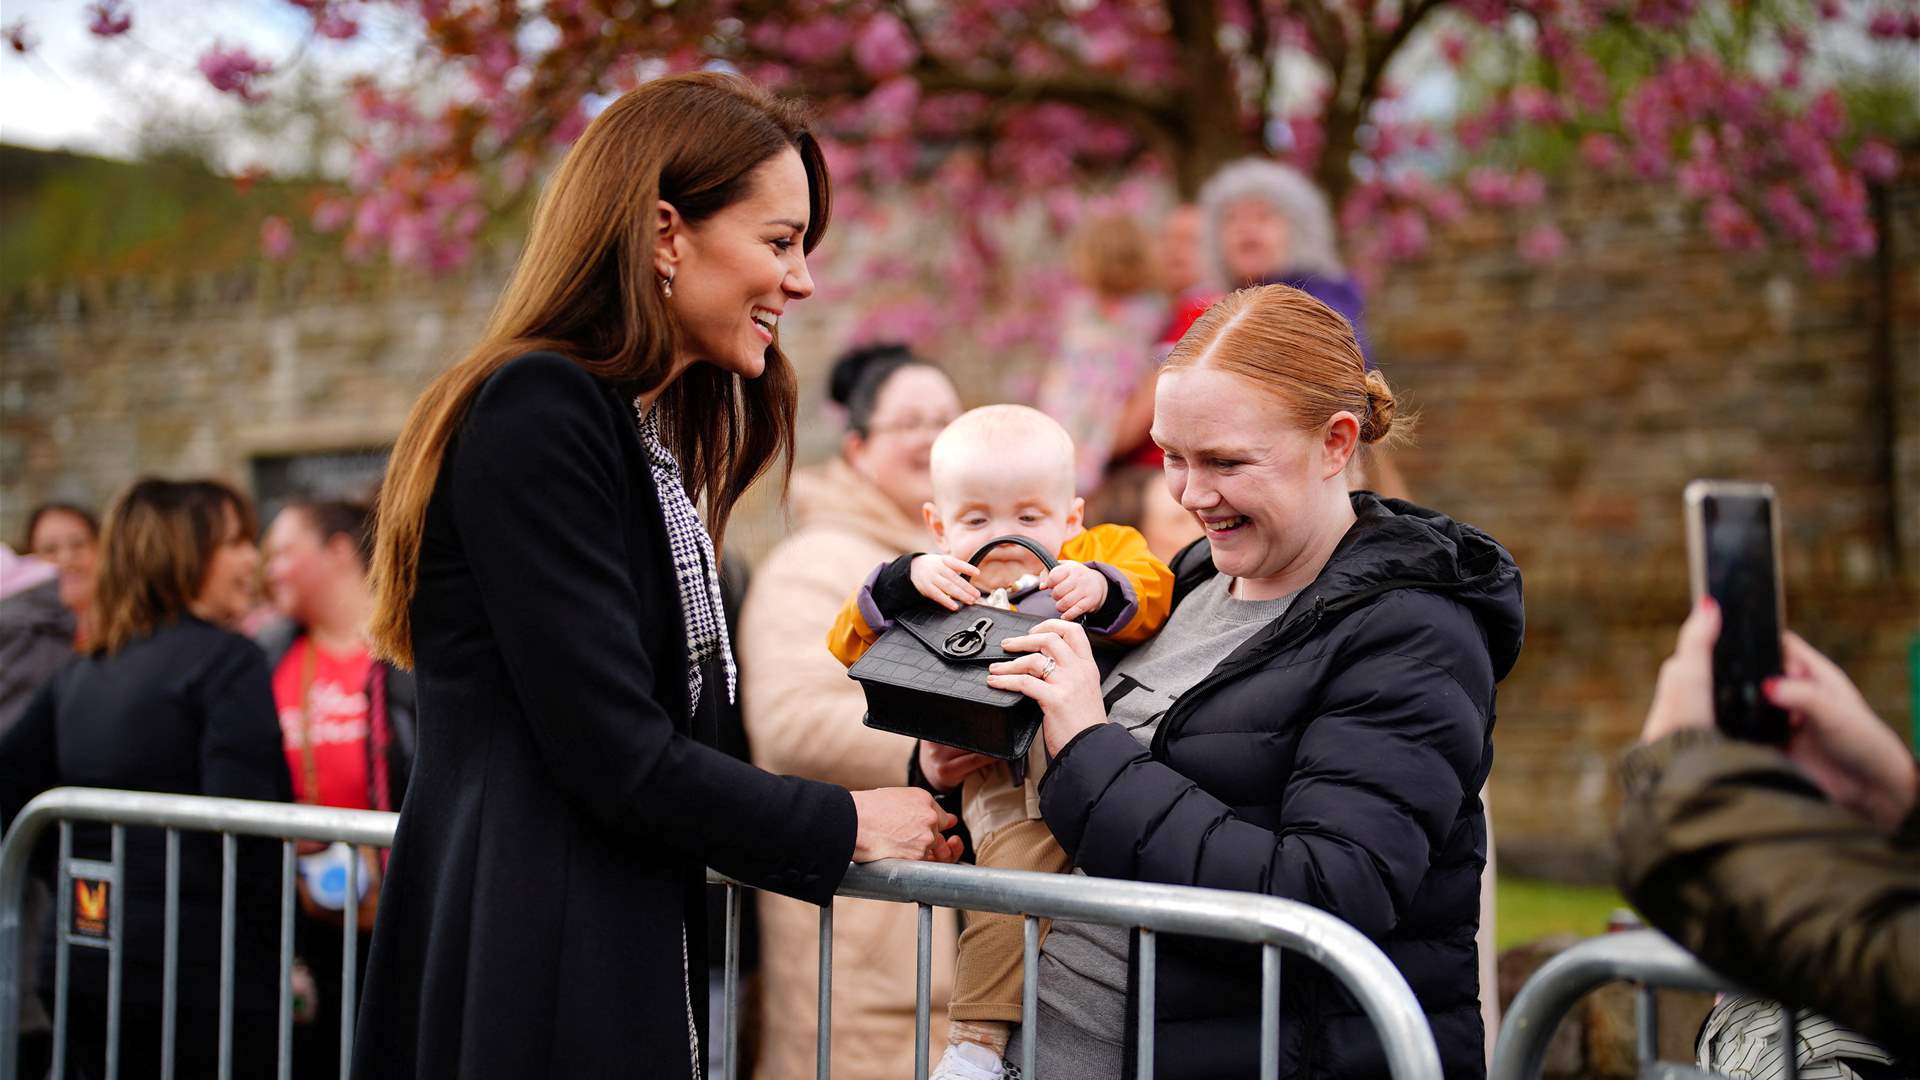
top-left (966, 534), bottom-right (1058, 572)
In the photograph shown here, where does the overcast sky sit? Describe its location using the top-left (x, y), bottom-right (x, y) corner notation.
top-left (0, 0), bottom-right (417, 170)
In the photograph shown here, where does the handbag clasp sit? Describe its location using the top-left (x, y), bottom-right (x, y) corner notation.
top-left (942, 616), bottom-right (994, 659)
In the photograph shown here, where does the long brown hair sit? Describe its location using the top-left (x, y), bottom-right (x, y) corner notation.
top-left (94, 477), bottom-right (257, 655)
top-left (1166, 284), bottom-right (1408, 447)
top-left (368, 73), bottom-right (830, 667)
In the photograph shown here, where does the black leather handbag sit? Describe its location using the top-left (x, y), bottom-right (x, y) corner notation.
top-left (851, 536), bottom-right (1062, 772)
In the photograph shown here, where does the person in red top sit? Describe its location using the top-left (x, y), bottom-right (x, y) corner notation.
top-left (257, 496), bottom-right (416, 1080)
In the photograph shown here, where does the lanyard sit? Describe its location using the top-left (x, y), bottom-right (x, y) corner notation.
top-left (295, 639), bottom-right (322, 806)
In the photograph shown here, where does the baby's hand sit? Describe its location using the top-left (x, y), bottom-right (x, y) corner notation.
top-left (1045, 560), bottom-right (1108, 621)
top-left (910, 554), bottom-right (982, 611)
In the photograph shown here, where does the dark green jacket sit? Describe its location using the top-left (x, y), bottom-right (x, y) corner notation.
top-left (1615, 729), bottom-right (1920, 1063)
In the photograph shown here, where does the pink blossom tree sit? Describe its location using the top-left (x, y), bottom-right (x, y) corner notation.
top-left (13, 0), bottom-right (1917, 324)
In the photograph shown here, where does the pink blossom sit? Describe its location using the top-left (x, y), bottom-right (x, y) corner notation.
top-left (198, 44), bottom-right (273, 103)
top-left (1081, 26), bottom-right (1132, 67)
top-left (1508, 169), bottom-right (1547, 207)
top-left (1505, 85), bottom-right (1566, 125)
top-left (311, 199), bottom-right (352, 232)
top-left (1675, 158), bottom-right (1728, 198)
top-left (1457, 0), bottom-right (1510, 26)
top-left (1854, 141), bottom-right (1900, 182)
top-left (470, 35), bottom-right (518, 99)
top-left (349, 146), bottom-right (386, 191)
top-left (1865, 9), bottom-right (1904, 37)
top-left (1465, 167), bottom-right (1543, 207)
top-left (1806, 90), bottom-right (1846, 140)
top-left (1518, 223), bottom-right (1569, 264)
top-left (1284, 116), bottom-right (1325, 172)
top-left (1630, 144), bottom-right (1671, 179)
top-left (387, 212), bottom-right (432, 268)
top-left (1384, 209), bottom-right (1430, 259)
top-left (853, 13), bottom-right (917, 77)
top-left (863, 77), bottom-right (921, 137)
top-left (315, 10), bottom-right (360, 40)
top-left (1425, 188), bottom-right (1468, 225)
top-left (1763, 185), bottom-right (1818, 242)
top-left (1564, 53), bottom-right (1611, 115)
top-left (1635, 0), bottom-right (1697, 30)
top-left (259, 215), bottom-right (295, 261)
top-left (1580, 133), bottom-right (1622, 171)
top-left (780, 15), bottom-right (852, 64)
top-left (1703, 198), bottom-right (1761, 250)
top-left (549, 104), bottom-right (588, 146)
top-left (86, 1), bottom-right (131, 37)
top-left (1439, 31), bottom-right (1471, 68)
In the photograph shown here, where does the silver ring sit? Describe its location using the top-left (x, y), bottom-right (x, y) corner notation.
top-left (1039, 656), bottom-right (1057, 681)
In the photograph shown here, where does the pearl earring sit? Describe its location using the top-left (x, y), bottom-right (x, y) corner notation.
top-left (660, 274), bottom-right (674, 298)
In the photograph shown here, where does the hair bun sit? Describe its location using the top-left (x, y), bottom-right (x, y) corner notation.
top-left (828, 342), bottom-right (914, 407)
top-left (1360, 368), bottom-right (1396, 444)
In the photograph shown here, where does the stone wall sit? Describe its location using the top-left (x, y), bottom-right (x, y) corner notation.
top-left (4, 165), bottom-right (1914, 878)
top-left (1374, 169), bottom-right (1918, 876)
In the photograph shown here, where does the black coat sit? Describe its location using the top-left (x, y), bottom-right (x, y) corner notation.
top-left (1039, 494), bottom-right (1524, 1079)
top-left (0, 618), bottom-right (291, 1036)
top-left (350, 354), bottom-right (858, 1079)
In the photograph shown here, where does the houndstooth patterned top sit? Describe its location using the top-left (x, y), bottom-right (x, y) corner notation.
top-left (634, 401), bottom-right (737, 715)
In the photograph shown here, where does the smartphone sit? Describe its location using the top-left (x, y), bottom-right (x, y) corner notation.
top-left (1684, 480), bottom-right (1789, 744)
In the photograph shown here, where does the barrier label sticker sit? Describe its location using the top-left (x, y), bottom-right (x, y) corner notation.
top-left (71, 877), bottom-right (110, 941)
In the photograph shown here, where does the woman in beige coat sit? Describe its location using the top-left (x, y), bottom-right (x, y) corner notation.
top-left (739, 346), bottom-right (966, 1080)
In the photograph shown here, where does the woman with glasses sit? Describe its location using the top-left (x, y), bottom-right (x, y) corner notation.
top-left (737, 343), bottom-right (966, 1080)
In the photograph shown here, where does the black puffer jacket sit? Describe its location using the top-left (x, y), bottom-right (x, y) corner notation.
top-left (1039, 493), bottom-right (1523, 1079)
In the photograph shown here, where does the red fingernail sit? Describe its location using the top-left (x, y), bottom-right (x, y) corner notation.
top-left (1699, 595), bottom-right (1717, 612)
top-left (1762, 676), bottom-right (1781, 699)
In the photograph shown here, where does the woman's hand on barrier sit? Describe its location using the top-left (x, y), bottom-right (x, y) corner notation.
top-left (1768, 632), bottom-right (1919, 832)
top-left (918, 741), bottom-right (996, 793)
top-left (911, 553), bottom-right (983, 611)
top-left (988, 619), bottom-right (1107, 757)
top-left (850, 787), bottom-right (964, 863)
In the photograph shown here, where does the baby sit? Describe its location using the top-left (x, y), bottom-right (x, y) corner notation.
top-left (827, 404), bottom-right (1173, 1080)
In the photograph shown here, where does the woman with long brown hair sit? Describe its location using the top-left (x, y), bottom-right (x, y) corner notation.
top-left (350, 73), bottom-right (958, 1079)
top-left (0, 477), bottom-right (290, 1079)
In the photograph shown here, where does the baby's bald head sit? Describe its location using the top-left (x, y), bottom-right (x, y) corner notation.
top-left (923, 405), bottom-right (1086, 577)
top-left (929, 405), bottom-right (1078, 509)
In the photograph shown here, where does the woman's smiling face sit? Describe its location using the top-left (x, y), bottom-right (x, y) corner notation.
top-left (1153, 365), bottom-right (1352, 597)
top-left (664, 147), bottom-right (816, 379)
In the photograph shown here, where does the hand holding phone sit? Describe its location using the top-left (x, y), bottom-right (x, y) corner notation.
top-left (1684, 481), bottom-right (1789, 744)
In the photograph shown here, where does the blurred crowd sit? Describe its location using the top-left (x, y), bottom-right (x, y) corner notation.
top-left (2, 148), bottom-right (1914, 1080)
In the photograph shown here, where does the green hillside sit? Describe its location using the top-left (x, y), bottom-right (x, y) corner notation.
top-left (0, 144), bottom-right (312, 291)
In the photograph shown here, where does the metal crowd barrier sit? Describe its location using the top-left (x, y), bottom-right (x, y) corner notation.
top-left (3, 787), bottom-right (1443, 1080)
top-left (1491, 930), bottom-right (1798, 1080)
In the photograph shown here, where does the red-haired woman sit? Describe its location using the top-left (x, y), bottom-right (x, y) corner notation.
top-left (989, 285), bottom-right (1523, 1080)
top-left (352, 73), bottom-right (958, 1079)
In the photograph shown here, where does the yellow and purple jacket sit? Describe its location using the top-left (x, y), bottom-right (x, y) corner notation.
top-left (826, 523), bottom-right (1175, 668)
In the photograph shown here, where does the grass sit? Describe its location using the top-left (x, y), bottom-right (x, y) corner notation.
top-left (1495, 876), bottom-right (1628, 951)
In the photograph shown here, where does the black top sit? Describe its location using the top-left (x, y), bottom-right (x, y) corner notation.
top-left (350, 353), bottom-right (858, 1080)
top-left (0, 615), bottom-right (292, 1016)
top-left (1039, 493), bottom-right (1524, 1079)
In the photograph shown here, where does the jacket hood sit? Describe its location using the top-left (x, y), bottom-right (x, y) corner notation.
top-left (1176, 492), bottom-right (1524, 680)
top-left (1323, 493), bottom-right (1524, 679)
top-left (787, 455), bottom-right (932, 555)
